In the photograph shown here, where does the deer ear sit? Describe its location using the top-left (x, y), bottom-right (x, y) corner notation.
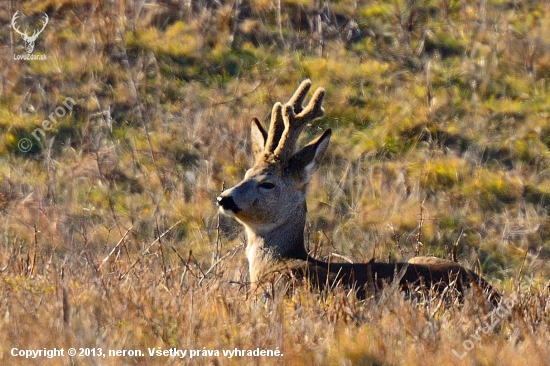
top-left (288, 129), bottom-right (331, 184)
top-left (251, 117), bottom-right (267, 161)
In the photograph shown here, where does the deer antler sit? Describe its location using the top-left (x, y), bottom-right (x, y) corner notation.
top-left (11, 11), bottom-right (48, 41)
top-left (259, 80), bottom-right (325, 162)
top-left (11, 11), bottom-right (28, 38)
top-left (263, 102), bottom-right (286, 156)
top-left (29, 13), bottom-right (49, 41)
top-left (273, 80), bottom-right (325, 162)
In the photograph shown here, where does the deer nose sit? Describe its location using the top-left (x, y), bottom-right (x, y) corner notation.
top-left (216, 195), bottom-right (241, 214)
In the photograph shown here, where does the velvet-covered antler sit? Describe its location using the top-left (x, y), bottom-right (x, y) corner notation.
top-left (255, 79), bottom-right (325, 162)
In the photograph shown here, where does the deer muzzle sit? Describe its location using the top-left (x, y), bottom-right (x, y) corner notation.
top-left (216, 194), bottom-right (241, 215)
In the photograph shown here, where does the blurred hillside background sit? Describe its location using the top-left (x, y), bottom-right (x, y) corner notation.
top-left (0, 0), bottom-right (549, 365)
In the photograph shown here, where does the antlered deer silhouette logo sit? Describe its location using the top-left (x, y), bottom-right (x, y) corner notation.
top-left (11, 11), bottom-right (49, 54)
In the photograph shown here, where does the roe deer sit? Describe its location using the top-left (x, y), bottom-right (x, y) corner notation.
top-left (217, 79), bottom-right (500, 304)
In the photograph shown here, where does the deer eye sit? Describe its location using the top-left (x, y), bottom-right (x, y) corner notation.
top-left (259, 182), bottom-right (275, 190)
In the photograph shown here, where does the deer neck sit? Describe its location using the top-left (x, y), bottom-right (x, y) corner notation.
top-left (244, 202), bottom-right (309, 282)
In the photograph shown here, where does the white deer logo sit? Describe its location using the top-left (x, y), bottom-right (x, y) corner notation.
top-left (11, 11), bottom-right (49, 54)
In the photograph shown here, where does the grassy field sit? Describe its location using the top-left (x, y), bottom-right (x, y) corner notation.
top-left (1, 0), bottom-right (549, 364)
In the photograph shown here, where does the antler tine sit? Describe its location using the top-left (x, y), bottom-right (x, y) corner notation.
top-left (296, 87), bottom-right (325, 120)
top-left (38, 14), bottom-right (48, 32)
top-left (264, 102), bottom-right (285, 155)
top-left (11, 11), bottom-right (27, 37)
top-left (273, 84), bottom-right (326, 161)
top-left (287, 79), bottom-right (312, 114)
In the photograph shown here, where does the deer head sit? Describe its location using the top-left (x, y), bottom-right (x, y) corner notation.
top-left (12, 11), bottom-right (49, 54)
top-left (217, 80), bottom-right (330, 268)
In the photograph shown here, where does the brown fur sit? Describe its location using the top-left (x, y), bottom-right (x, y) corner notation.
top-left (303, 258), bottom-right (500, 303)
top-left (251, 256), bottom-right (500, 305)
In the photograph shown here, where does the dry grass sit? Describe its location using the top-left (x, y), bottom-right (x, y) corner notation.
top-left (1, 0), bottom-right (550, 364)
top-left (0, 237), bottom-right (548, 365)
